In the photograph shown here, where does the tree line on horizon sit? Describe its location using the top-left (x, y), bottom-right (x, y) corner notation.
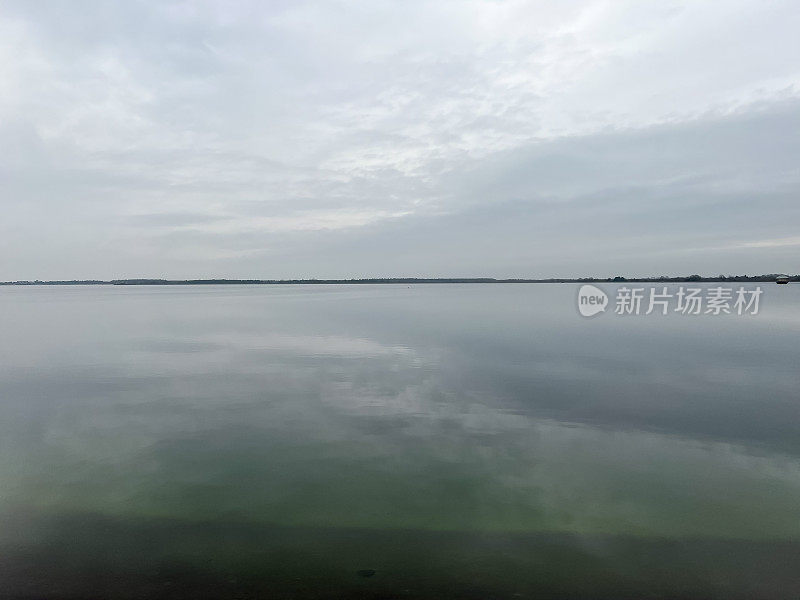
top-left (1, 274), bottom-right (797, 285)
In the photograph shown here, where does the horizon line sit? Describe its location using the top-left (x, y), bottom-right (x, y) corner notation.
top-left (1, 274), bottom-right (796, 286)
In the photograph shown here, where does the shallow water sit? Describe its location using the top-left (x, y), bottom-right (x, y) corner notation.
top-left (1, 284), bottom-right (799, 598)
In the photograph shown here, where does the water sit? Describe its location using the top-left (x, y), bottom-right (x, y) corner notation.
top-left (1, 284), bottom-right (799, 599)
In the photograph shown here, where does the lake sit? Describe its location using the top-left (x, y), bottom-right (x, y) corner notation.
top-left (1, 284), bottom-right (799, 599)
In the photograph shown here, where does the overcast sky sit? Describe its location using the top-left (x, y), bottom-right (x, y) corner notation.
top-left (1, 0), bottom-right (799, 279)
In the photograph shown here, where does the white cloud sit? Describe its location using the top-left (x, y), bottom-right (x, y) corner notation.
top-left (742, 236), bottom-right (800, 249)
top-left (1, 0), bottom-right (799, 278)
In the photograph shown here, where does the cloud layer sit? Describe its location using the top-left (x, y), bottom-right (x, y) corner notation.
top-left (1, 0), bottom-right (799, 278)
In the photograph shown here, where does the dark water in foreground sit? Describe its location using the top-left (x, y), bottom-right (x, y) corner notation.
top-left (1, 284), bottom-right (799, 599)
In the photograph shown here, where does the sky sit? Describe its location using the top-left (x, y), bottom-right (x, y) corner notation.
top-left (1, 0), bottom-right (799, 280)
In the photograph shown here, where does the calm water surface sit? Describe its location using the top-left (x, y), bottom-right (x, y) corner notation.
top-left (1, 284), bottom-right (799, 599)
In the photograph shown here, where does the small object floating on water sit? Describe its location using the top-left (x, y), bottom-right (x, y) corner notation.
top-left (776, 275), bottom-right (790, 284)
top-left (357, 569), bottom-right (377, 578)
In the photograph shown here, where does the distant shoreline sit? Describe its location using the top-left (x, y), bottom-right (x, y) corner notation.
top-left (1, 275), bottom-right (796, 286)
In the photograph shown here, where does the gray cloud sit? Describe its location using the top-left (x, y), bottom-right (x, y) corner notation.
top-left (124, 213), bottom-right (232, 227)
top-left (1, 0), bottom-right (799, 278)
